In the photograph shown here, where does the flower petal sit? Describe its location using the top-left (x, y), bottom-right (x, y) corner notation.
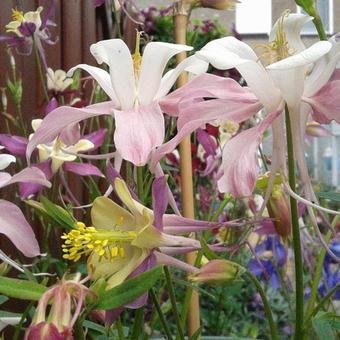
top-left (138, 42), bottom-right (193, 105)
top-left (4, 167), bottom-right (51, 189)
top-left (91, 196), bottom-right (135, 230)
top-left (68, 64), bottom-right (119, 104)
top-left (152, 177), bottom-right (168, 231)
top-left (0, 200), bottom-right (40, 257)
top-left (83, 128), bottom-right (107, 150)
top-left (267, 41), bottom-right (332, 70)
top-left (218, 109), bottom-right (281, 196)
top-left (114, 102), bottom-right (164, 166)
top-left (0, 154), bottom-right (16, 171)
top-left (197, 47), bottom-right (281, 111)
top-left (0, 135), bottom-right (28, 156)
top-left (26, 101), bottom-right (114, 163)
top-left (62, 162), bottom-right (104, 177)
top-left (304, 80), bottom-right (340, 124)
top-left (19, 161), bottom-right (53, 199)
top-left (269, 13), bottom-right (312, 53)
top-left (90, 39), bottom-right (135, 109)
top-left (156, 54), bottom-right (208, 101)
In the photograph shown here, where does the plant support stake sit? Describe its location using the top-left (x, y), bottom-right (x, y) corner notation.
top-left (173, 0), bottom-right (201, 337)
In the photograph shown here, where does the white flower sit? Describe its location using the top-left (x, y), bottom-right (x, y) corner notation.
top-left (31, 120), bottom-right (94, 173)
top-left (46, 68), bottom-right (73, 93)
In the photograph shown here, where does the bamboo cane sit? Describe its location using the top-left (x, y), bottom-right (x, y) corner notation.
top-left (173, 1), bottom-right (201, 337)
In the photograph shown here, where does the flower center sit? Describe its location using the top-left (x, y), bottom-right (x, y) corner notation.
top-left (256, 10), bottom-right (291, 64)
top-left (61, 222), bottom-right (137, 262)
top-left (11, 8), bottom-right (24, 22)
top-left (132, 31), bottom-right (143, 81)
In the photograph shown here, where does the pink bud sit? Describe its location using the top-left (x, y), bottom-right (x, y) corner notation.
top-left (190, 259), bottom-right (245, 285)
top-left (25, 322), bottom-right (73, 340)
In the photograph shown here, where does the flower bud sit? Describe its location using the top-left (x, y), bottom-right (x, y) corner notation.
top-left (267, 185), bottom-right (292, 239)
top-left (190, 259), bottom-right (245, 285)
top-left (195, 0), bottom-right (239, 10)
top-left (1, 88), bottom-right (7, 112)
top-left (25, 273), bottom-right (95, 340)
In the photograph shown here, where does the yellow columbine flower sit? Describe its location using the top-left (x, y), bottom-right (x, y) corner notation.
top-left (62, 178), bottom-right (188, 289)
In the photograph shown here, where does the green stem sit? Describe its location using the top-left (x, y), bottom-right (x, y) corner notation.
top-left (312, 13), bottom-right (327, 41)
top-left (304, 282), bottom-right (340, 327)
top-left (164, 266), bottom-right (185, 340)
top-left (137, 166), bottom-right (144, 200)
top-left (305, 232), bottom-right (332, 321)
top-left (13, 301), bottom-right (35, 340)
top-left (209, 195), bottom-right (231, 222)
top-left (33, 39), bottom-right (49, 103)
top-left (245, 271), bottom-right (278, 340)
top-left (116, 317), bottom-right (125, 340)
top-left (150, 288), bottom-right (173, 340)
top-left (285, 107), bottom-right (304, 340)
top-left (130, 308), bottom-right (144, 340)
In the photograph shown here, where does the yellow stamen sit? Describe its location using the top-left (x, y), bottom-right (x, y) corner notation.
top-left (256, 10), bottom-right (291, 64)
top-left (11, 8), bottom-right (24, 22)
top-left (61, 221), bottom-right (136, 262)
top-left (132, 31), bottom-right (143, 80)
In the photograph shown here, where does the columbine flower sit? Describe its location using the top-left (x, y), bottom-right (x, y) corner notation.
top-left (195, 12), bottom-right (340, 200)
top-left (26, 34), bottom-right (208, 166)
top-left (46, 68), bottom-right (73, 93)
top-left (0, 3), bottom-right (57, 68)
top-left (31, 119), bottom-right (94, 174)
top-left (25, 273), bottom-right (94, 340)
top-left (61, 177), bottom-right (232, 289)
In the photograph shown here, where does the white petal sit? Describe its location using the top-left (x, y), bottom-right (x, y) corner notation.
top-left (269, 13), bottom-right (312, 53)
top-left (90, 39), bottom-right (135, 110)
top-left (198, 47), bottom-right (281, 111)
top-left (202, 36), bottom-right (258, 61)
top-left (0, 154), bottom-right (16, 171)
top-left (68, 64), bottom-right (119, 105)
top-left (31, 119), bottom-right (43, 132)
top-left (138, 42), bottom-right (193, 105)
top-left (267, 41), bottom-right (332, 70)
top-left (156, 55), bottom-right (208, 100)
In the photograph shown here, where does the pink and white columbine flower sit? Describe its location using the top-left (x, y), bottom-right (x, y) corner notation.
top-left (26, 37), bottom-right (208, 167)
top-left (195, 13), bottom-right (340, 203)
top-left (0, 157), bottom-right (50, 271)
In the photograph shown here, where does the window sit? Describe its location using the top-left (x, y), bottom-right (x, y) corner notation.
top-left (235, 0), bottom-right (272, 35)
top-left (297, 0), bottom-right (333, 34)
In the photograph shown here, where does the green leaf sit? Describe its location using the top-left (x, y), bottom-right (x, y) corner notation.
top-left (200, 238), bottom-right (220, 260)
top-left (316, 191), bottom-right (340, 202)
top-left (95, 266), bottom-right (163, 310)
top-left (40, 196), bottom-right (76, 229)
top-left (0, 277), bottom-right (47, 301)
top-left (312, 312), bottom-right (340, 340)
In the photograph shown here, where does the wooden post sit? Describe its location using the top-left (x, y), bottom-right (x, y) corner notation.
top-left (173, 1), bottom-right (201, 337)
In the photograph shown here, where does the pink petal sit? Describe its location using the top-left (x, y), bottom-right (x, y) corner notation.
top-left (26, 101), bottom-right (115, 163)
top-left (59, 123), bottom-right (81, 145)
top-left (159, 73), bottom-right (257, 116)
top-left (0, 173), bottom-right (12, 188)
top-left (151, 99), bottom-right (262, 170)
top-left (62, 161), bottom-right (104, 177)
top-left (83, 128), bottom-right (107, 150)
top-left (0, 200), bottom-right (40, 257)
top-left (19, 161), bottom-right (53, 199)
top-left (218, 109), bottom-right (281, 197)
top-left (306, 80), bottom-right (340, 124)
top-left (45, 97), bottom-right (59, 115)
top-left (7, 167), bottom-right (51, 189)
top-left (0, 134), bottom-right (28, 156)
top-left (114, 102), bottom-right (164, 166)
top-left (162, 214), bottom-right (238, 234)
top-left (152, 177), bottom-right (168, 231)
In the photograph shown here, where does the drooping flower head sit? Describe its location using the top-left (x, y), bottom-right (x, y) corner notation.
top-left (25, 273), bottom-right (95, 340)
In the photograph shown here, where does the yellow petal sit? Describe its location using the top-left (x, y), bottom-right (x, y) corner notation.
top-left (91, 196), bottom-right (135, 230)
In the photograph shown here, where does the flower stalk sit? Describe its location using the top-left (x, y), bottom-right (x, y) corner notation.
top-left (285, 106), bottom-right (304, 340)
